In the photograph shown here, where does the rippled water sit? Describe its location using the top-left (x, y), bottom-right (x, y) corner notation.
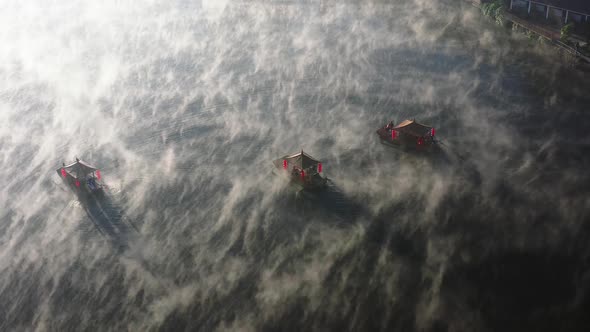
top-left (1, 0), bottom-right (590, 331)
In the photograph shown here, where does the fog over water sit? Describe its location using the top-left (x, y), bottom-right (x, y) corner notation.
top-left (1, 0), bottom-right (590, 331)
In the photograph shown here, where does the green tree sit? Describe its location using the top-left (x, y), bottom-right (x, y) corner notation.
top-left (560, 23), bottom-right (574, 42)
top-left (481, 0), bottom-right (505, 26)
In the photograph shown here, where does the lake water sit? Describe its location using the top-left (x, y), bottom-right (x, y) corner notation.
top-left (1, 0), bottom-right (589, 331)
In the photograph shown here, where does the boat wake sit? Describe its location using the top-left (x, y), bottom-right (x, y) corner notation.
top-left (297, 180), bottom-right (368, 225)
top-left (78, 191), bottom-right (138, 251)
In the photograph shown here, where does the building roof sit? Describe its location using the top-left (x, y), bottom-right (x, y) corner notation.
top-left (63, 159), bottom-right (98, 179)
top-left (532, 0), bottom-right (590, 15)
top-left (285, 151), bottom-right (320, 169)
top-left (273, 150), bottom-right (321, 172)
top-left (393, 119), bottom-right (432, 137)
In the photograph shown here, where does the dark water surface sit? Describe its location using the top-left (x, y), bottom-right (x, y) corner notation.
top-left (1, 0), bottom-right (590, 331)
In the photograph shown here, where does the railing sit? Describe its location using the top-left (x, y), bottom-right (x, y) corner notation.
top-left (553, 39), bottom-right (590, 62)
top-left (505, 11), bottom-right (560, 39)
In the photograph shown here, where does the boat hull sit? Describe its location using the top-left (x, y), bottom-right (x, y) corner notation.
top-left (376, 127), bottom-right (435, 151)
top-left (272, 167), bottom-right (327, 191)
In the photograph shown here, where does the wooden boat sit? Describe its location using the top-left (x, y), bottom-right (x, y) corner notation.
top-left (56, 158), bottom-right (104, 194)
top-left (272, 150), bottom-right (327, 191)
top-left (376, 119), bottom-right (436, 150)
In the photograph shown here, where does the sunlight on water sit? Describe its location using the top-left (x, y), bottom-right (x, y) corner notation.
top-left (1, 0), bottom-right (589, 330)
top-left (202, 0), bottom-right (229, 20)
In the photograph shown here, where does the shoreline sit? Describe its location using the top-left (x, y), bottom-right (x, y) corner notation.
top-left (464, 0), bottom-right (590, 66)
